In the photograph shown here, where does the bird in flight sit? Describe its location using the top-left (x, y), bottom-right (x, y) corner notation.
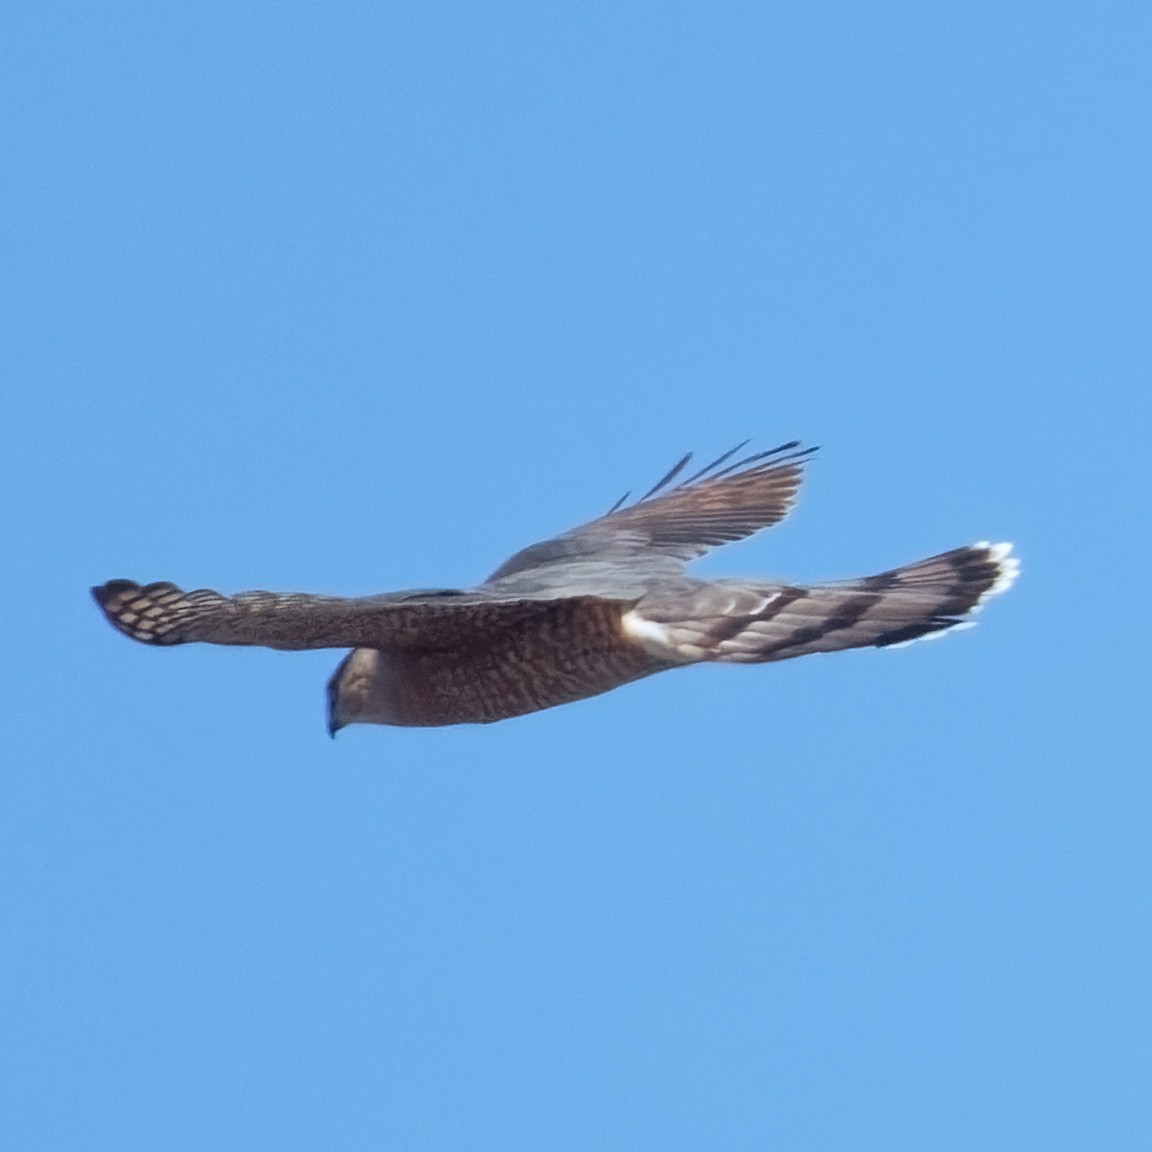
top-left (92, 441), bottom-right (1017, 732)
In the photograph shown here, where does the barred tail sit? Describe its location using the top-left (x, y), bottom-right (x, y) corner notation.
top-left (722, 542), bottom-right (1018, 663)
top-left (625, 543), bottom-right (1019, 665)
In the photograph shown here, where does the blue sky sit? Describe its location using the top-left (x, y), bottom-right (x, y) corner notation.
top-left (4, 1), bottom-right (1150, 1148)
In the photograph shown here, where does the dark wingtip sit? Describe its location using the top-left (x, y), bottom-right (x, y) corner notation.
top-left (91, 579), bottom-right (190, 645)
top-left (92, 579), bottom-right (139, 609)
top-left (92, 579), bottom-right (140, 638)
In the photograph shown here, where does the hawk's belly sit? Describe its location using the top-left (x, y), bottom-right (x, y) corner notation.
top-left (338, 601), bottom-right (672, 727)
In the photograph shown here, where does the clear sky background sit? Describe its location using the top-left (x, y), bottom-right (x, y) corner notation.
top-left (4, 2), bottom-right (1150, 1148)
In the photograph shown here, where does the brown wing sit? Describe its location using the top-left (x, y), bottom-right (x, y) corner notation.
top-left (91, 579), bottom-right (618, 651)
top-left (486, 441), bottom-right (816, 583)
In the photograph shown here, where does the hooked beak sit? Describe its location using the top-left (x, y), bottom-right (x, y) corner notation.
top-left (325, 674), bottom-right (345, 739)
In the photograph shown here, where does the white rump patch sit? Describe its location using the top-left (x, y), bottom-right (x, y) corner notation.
top-left (621, 611), bottom-right (702, 663)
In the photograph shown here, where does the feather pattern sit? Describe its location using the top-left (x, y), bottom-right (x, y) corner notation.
top-left (486, 441), bottom-right (817, 583)
top-left (91, 441), bottom-right (1018, 730)
top-left (91, 579), bottom-right (626, 651)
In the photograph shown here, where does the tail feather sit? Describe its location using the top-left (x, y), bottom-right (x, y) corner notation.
top-left (733, 542), bottom-right (1018, 662)
top-left (627, 543), bottom-right (1019, 665)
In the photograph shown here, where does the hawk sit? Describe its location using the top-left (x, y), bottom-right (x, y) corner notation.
top-left (92, 441), bottom-right (1018, 731)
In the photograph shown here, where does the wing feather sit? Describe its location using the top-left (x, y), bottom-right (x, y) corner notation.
top-left (486, 441), bottom-right (816, 583)
top-left (91, 579), bottom-right (621, 651)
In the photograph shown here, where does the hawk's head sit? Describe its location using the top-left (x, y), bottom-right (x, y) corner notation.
top-left (326, 648), bottom-right (406, 735)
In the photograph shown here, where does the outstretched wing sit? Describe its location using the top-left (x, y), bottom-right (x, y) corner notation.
top-left (486, 441), bottom-right (816, 584)
top-left (91, 579), bottom-right (619, 651)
